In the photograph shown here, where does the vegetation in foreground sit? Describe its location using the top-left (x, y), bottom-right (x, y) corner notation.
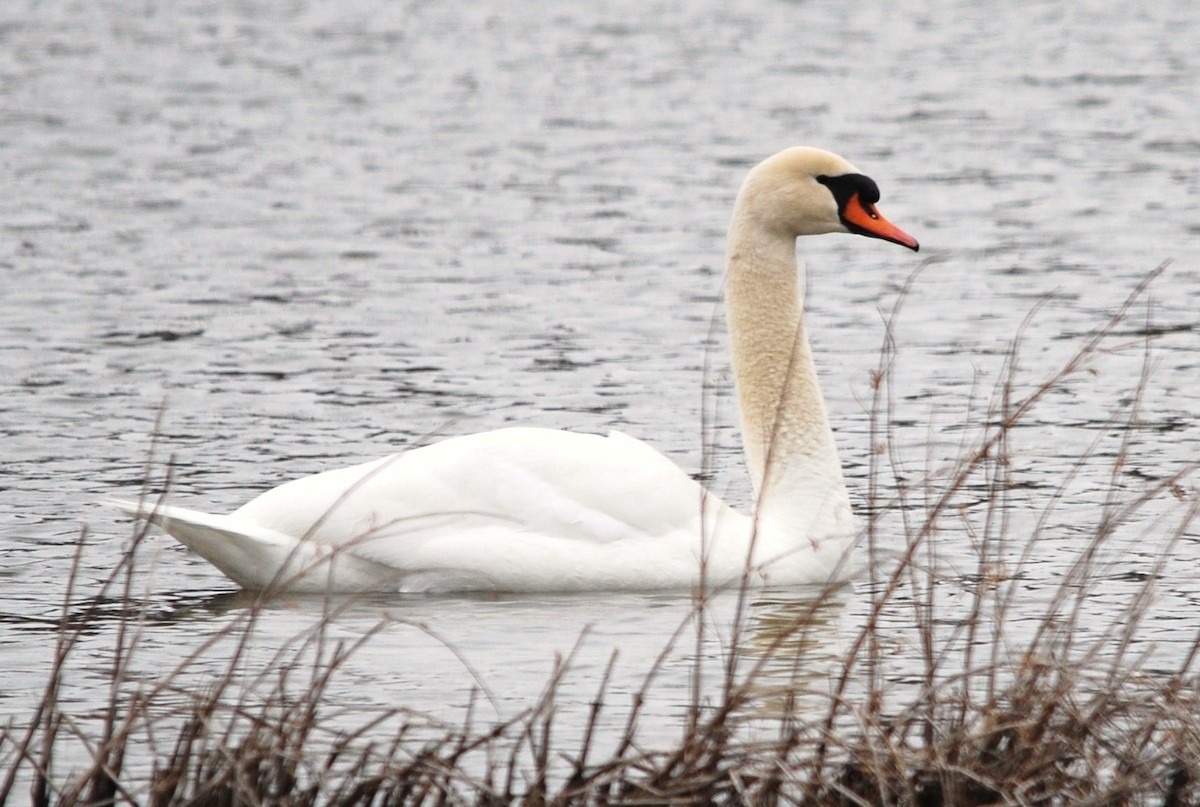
top-left (3, 266), bottom-right (1198, 806)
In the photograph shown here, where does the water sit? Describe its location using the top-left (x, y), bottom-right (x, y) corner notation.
top-left (2, 0), bottom-right (1199, 787)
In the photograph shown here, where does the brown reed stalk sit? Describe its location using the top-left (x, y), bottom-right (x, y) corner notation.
top-left (5, 266), bottom-right (1200, 805)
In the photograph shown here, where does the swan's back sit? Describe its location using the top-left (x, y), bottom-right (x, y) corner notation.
top-left (229, 427), bottom-right (749, 592)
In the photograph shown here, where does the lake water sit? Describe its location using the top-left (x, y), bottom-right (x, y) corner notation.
top-left (2, 0), bottom-right (1199, 787)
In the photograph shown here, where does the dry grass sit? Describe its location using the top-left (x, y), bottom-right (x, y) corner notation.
top-left (3, 265), bottom-right (1199, 806)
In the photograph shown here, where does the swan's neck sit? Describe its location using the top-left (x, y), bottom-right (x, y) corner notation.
top-left (725, 219), bottom-right (853, 550)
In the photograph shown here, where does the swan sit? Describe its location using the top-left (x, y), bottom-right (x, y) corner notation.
top-left (110, 147), bottom-right (919, 594)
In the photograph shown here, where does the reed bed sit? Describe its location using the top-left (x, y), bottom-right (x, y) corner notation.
top-left (3, 265), bottom-right (1198, 806)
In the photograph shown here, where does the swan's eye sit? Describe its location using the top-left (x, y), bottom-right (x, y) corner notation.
top-left (817, 173), bottom-right (881, 217)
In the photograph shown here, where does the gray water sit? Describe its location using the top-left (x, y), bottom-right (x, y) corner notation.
top-left (2, 0), bottom-right (1199, 786)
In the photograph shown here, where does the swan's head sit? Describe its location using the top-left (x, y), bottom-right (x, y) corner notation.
top-left (734, 146), bottom-right (919, 251)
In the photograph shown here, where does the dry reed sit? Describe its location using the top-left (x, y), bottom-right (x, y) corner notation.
top-left (3, 265), bottom-right (1197, 806)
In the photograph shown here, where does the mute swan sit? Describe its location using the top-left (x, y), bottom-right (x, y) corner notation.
top-left (110, 147), bottom-right (919, 594)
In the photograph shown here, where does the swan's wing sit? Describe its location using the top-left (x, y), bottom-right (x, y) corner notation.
top-left (113, 427), bottom-right (750, 592)
top-left (232, 427), bottom-right (715, 553)
top-left (112, 427), bottom-right (745, 592)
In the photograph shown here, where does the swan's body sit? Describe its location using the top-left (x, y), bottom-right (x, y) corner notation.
top-left (111, 147), bottom-right (918, 594)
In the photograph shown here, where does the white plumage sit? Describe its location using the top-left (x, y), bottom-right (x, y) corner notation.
top-left (111, 147), bottom-right (919, 594)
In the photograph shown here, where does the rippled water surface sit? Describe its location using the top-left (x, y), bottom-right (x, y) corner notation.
top-left (2, 0), bottom-right (1199, 781)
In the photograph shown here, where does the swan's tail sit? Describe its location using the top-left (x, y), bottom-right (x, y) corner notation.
top-left (105, 499), bottom-right (398, 593)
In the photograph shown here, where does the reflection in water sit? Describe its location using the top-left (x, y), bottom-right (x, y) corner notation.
top-left (740, 588), bottom-right (849, 723)
top-left (19, 580), bottom-right (856, 753)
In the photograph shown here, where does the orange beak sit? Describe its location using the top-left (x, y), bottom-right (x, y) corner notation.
top-left (843, 193), bottom-right (920, 251)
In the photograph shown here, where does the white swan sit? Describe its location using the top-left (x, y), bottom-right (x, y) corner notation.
top-left (110, 147), bottom-right (918, 594)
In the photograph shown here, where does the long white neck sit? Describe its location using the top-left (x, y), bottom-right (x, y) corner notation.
top-left (725, 213), bottom-right (853, 551)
